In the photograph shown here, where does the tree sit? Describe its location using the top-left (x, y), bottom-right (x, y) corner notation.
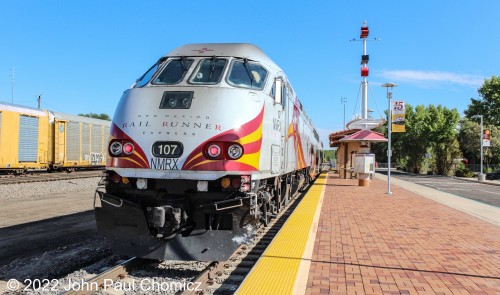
top-left (458, 119), bottom-right (500, 169)
top-left (427, 105), bottom-right (462, 175)
top-left (78, 112), bottom-right (111, 121)
top-left (396, 104), bottom-right (431, 174)
top-left (323, 149), bottom-right (336, 161)
top-left (458, 119), bottom-right (481, 164)
top-left (464, 75), bottom-right (500, 126)
top-left (484, 125), bottom-right (500, 169)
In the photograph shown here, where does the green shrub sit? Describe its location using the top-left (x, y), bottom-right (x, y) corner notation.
top-left (455, 167), bottom-right (474, 178)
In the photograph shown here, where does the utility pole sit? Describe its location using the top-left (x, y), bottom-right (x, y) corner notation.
top-left (382, 83), bottom-right (398, 195)
top-left (10, 68), bottom-right (15, 104)
top-left (341, 97), bottom-right (347, 129)
top-left (37, 95), bottom-right (42, 109)
top-left (471, 115), bottom-right (484, 181)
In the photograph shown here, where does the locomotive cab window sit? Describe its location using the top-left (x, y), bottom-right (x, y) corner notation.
top-left (153, 58), bottom-right (194, 85)
top-left (227, 59), bottom-right (267, 90)
top-left (189, 58), bottom-right (227, 85)
top-left (134, 61), bottom-right (161, 88)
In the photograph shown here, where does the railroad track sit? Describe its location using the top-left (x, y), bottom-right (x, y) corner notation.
top-left (0, 170), bottom-right (103, 185)
top-left (181, 184), bottom-right (309, 295)
top-left (60, 178), bottom-right (315, 295)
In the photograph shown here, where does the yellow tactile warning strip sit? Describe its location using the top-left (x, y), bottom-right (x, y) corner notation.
top-left (236, 172), bottom-right (327, 295)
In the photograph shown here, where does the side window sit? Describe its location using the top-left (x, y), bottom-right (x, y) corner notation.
top-left (189, 58), bottom-right (227, 84)
top-left (134, 62), bottom-right (161, 88)
top-left (153, 58), bottom-right (193, 85)
top-left (270, 81), bottom-right (276, 98)
top-left (282, 82), bottom-right (288, 107)
top-left (227, 60), bottom-right (268, 90)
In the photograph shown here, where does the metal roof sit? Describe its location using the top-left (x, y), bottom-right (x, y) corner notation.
top-left (50, 111), bottom-right (111, 126)
top-left (339, 130), bottom-right (388, 142)
top-left (165, 43), bottom-right (280, 70)
top-left (0, 102), bottom-right (47, 117)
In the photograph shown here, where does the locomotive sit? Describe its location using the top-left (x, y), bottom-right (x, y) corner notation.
top-left (95, 44), bottom-right (323, 261)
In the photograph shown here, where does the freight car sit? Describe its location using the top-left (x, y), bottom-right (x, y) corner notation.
top-left (0, 103), bottom-right (111, 174)
top-left (95, 43), bottom-right (324, 261)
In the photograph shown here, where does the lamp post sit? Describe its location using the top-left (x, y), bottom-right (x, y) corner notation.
top-left (381, 83), bottom-right (398, 194)
top-left (471, 115), bottom-right (484, 182)
top-left (341, 97), bottom-right (347, 128)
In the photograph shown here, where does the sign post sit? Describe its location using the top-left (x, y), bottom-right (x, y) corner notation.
top-left (381, 83), bottom-right (398, 195)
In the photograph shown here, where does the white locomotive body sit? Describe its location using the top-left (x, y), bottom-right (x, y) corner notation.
top-left (96, 44), bottom-right (323, 260)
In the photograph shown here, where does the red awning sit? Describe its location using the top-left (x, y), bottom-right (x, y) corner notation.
top-left (329, 129), bottom-right (360, 147)
top-left (339, 129), bottom-right (388, 142)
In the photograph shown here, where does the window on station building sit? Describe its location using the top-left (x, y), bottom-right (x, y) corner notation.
top-left (227, 59), bottom-right (267, 90)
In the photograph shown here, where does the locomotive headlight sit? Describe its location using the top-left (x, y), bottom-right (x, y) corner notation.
top-left (123, 142), bottom-right (135, 155)
top-left (110, 141), bottom-right (123, 156)
top-left (168, 97), bottom-right (178, 108)
top-left (136, 178), bottom-right (147, 189)
top-left (181, 97), bottom-right (191, 108)
top-left (197, 180), bottom-right (208, 192)
top-left (207, 144), bottom-right (221, 158)
top-left (227, 144), bottom-right (243, 160)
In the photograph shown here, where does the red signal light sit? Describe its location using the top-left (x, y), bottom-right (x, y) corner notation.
top-left (361, 67), bottom-right (369, 77)
top-left (207, 144), bottom-right (222, 158)
top-left (123, 142), bottom-right (134, 155)
top-left (231, 177), bottom-right (241, 188)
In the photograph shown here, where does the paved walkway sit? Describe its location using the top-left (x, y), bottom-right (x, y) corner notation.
top-left (306, 174), bottom-right (500, 295)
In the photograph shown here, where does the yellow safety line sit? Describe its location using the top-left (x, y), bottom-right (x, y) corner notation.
top-left (236, 172), bottom-right (327, 295)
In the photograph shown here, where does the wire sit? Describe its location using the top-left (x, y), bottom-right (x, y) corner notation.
top-left (353, 82), bottom-right (362, 116)
top-left (368, 83), bottom-right (385, 119)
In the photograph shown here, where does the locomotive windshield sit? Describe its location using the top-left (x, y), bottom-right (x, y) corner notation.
top-left (227, 59), bottom-right (267, 90)
top-left (134, 61), bottom-right (160, 88)
top-left (134, 56), bottom-right (267, 89)
top-left (189, 58), bottom-right (227, 84)
top-left (153, 58), bottom-right (194, 85)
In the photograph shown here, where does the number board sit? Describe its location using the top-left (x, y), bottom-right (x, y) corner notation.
top-left (151, 141), bottom-right (183, 158)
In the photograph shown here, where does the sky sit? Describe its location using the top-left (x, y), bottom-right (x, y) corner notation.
top-left (1, 1), bottom-right (498, 148)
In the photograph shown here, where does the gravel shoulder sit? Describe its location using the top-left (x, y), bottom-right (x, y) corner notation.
top-left (0, 177), bottom-right (112, 287)
top-left (0, 177), bottom-right (99, 227)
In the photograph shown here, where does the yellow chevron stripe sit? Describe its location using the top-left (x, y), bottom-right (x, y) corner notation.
top-left (237, 151), bottom-right (261, 169)
top-left (184, 152), bottom-right (203, 168)
top-left (132, 150), bottom-right (148, 166)
top-left (122, 157), bottom-right (146, 168)
top-left (237, 122), bottom-right (263, 145)
top-left (288, 123), bottom-right (294, 137)
top-left (190, 159), bottom-right (215, 169)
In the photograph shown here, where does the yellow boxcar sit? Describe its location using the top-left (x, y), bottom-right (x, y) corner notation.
top-left (0, 102), bottom-right (110, 173)
top-left (0, 103), bottom-right (50, 173)
top-left (48, 112), bottom-right (110, 170)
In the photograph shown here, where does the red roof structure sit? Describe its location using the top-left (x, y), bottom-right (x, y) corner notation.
top-left (329, 129), bottom-right (359, 147)
top-left (339, 129), bottom-right (388, 142)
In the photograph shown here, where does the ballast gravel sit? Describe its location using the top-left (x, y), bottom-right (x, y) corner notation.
top-left (0, 177), bottom-right (101, 201)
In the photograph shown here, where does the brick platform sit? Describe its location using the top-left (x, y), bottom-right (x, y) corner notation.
top-left (306, 174), bottom-right (500, 295)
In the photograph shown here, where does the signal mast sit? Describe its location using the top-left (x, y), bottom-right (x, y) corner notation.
top-left (346, 21), bottom-right (384, 130)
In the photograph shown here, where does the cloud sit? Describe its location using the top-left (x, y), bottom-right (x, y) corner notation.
top-left (378, 70), bottom-right (484, 87)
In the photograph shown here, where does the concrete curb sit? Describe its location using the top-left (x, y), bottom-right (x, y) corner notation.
top-left (374, 173), bottom-right (500, 226)
top-left (452, 176), bottom-right (500, 187)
